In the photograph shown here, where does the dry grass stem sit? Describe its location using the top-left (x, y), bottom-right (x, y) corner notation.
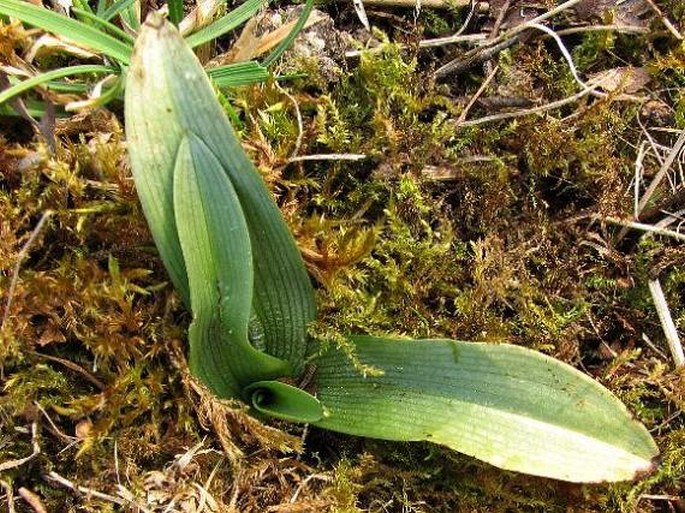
top-left (288, 153), bottom-right (367, 162)
top-left (1, 210), bottom-right (53, 333)
top-left (637, 129), bottom-right (685, 216)
top-left (458, 84), bottom-right (595, 126)
top-left (597, 215), bottom-right (685, 243)
top-left (0, 423), bottom-right (40, 472)
top-left (555, 24), bottom-right (650, 36)
top-left (648, 278), bottom-right (685, 368)
top-left (530, 23), bottom-right (604, 97)
top-left (643, 0), bottom-right (683, 40)
top-left (1, 480), bottom-right (16, 513)
top-left (435, 0), bottom-right (586, 77)
top-left (457, 64), bottom-right (499, 123)
top-left (43, 471), bottom-right (129, 507)
top-left (18, 487), bottom-right (48, 513)
top-left (352, 0), bottom-right (469, 6)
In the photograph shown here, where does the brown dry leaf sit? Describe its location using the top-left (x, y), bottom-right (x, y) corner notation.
top-left (25, 34), bottom-right (98, 62)
top-left (587, 66), bottom-right (651, 93)
top-left (75, 418), bottom-right (93, 440)
top-left (575, 0), bottom-right (652, 26)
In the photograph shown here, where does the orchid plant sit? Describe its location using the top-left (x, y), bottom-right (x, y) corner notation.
top-left (124, 13), bottom-right (659, 483)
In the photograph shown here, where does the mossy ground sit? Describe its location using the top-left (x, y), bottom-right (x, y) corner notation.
top-left (1, 2), bottom-right (685, 511)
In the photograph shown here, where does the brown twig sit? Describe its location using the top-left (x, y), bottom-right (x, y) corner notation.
top-left (457, 64), bottom-right (499, 123)
top-left (29, 351), bottom-right (105, 390)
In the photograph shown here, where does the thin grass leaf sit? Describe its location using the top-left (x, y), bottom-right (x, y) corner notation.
top-left (168, 0), bottom-right (184, 25)
top-left (0, 0), bottom-right (132, 64)
top-left (207, 61), bottom-right (269, 87)
top-left (71, 7), bottom-right (136, 45)
top-left (260, 0), bottom-right (313, 68)
top-left (0, 65), bottom-right (116, 106)
top-left (100, 0), bottom-right (137, 22)
top-left (119, 1), bottom-right (141, 30)
top-left (312, 336), bottom-right (659, 483)
top-left (184, 0), bottom-right (266, 49)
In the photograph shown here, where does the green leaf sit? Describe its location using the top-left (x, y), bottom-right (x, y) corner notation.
top-left (260, 0), bottom-right (314, 68)
top-left (184, 0), bottom-right (266, 49)
top-left (71, 6), bottom-right (135, 45)
top-left (0, 65), bottom-right (115, 106)
top-left (0, 0), bottom-right (133, 64)
top-left (173, 133), bottom-right (290, 396)
top-left (126, 14), bottom-right (315, 375)
top-left (244, 380), bottom-right (323, 422)
top-left (167, 0), bottom-right (183, 25)
top-left (206, 61), bottom-right (269, 88)
top-left (312, 336), bottom-right (659, 483)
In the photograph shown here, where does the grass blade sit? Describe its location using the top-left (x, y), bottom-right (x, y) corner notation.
top-left (261, 0), bottom-right (313, 68)
top-left (71, 7), bottom-right (136, 45)
top-left (313, 336), bottom-right (659, 483)
top-left (0, 65), bottom-right (115, 105)
top-left (207, 61), bottom-right (269, 87)
top-left (168, 0), bottom-right (183, 25)
top-left (0, 0), bottom-right (132, 64)
top-left (184, 0), bottom-right (266, 49)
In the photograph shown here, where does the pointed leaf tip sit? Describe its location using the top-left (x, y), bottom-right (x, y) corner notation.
top-left (312, 337), bottom-right (659, 483)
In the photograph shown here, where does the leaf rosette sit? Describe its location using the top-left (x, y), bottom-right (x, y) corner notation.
top-left (125, 14), bottom-right (659, 483)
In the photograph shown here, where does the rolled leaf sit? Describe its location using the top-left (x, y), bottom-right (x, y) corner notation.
top-left (245, 381), bottom-right (323, 422)
top-left (125, 14), bottom-right (315, 374)
top-left (312, 336), bottom-right (659, 483)
top-left (173, 133), bottom-right (289, 396)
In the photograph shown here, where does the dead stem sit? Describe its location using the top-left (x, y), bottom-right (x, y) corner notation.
top-left (18, 488), bottom-right (48, 513)
top-left (43, 471), bottom-right (129, 508)
top-left (434, 0), bottom-right (586, 78)
top-left (0, 422), bottom-right (40, 472)
top-left (648, 278), bottom-right (685, 369)
top-left (0, 480), bottom-right (15, 513)
top-left (1, 210), bottom-right (53, 334)
top-left (596, 215), bottom-right (685, 243)
top-left (458, 84), bottom-right (595, 127)
top-left (637, 129), bottom-right (685, 216)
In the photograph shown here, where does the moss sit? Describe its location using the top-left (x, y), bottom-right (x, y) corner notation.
top-left (2, 9), bottom-right (685, 513)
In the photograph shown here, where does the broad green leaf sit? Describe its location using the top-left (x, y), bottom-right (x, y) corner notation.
top-left (125, 15), bottom-right (315, 374)
top-left (0, 0), bottom-right (133, 64)
top-left (173, 133), bottom-right (290, 396)
top-left (312, 336), bottom-right (659, 483)
top-left (244, 380), bottom-right (323, 422)
top-left (0, 65), bottom-right (115, 106)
